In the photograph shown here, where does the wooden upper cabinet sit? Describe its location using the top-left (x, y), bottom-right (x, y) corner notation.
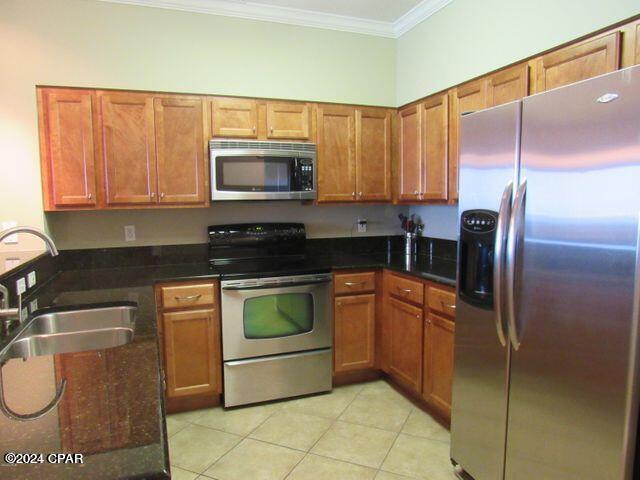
top-left (397, 104), bottom-right (423, 201)
top-left (154, 97), bottom-right (206, 205)
top-left (636, 22), bottom-right (640, 65)
top-left (449, 79), bottom-right (488, 203)
top-left (388, 297), bottom-right (423, 393)
top-left (532, 32), bottom-right (621, 93)
top-left (334, 294), bottom-right (376, 373)
top-left (211, 98), bottom-right (258, 138)
top-left (162, 308), bottom-right (221, 398)
top-left (423, 313), bottom-right (455, 419)
top-left (621, 19), bottom-right (640, 67)
top-left (356, 108), bottom-right (391, 201)
top-left (421, 93), bottom-right (448, 201)
top-left (487, 63), bottom-right (529, 107)
top-left (266, 102), bottom-right (310, 140)
top-left (100, 92), bottom-right (157, 205)
top-left (317, 105), bottom-right (356, 202)
top-left (38, 89), bottom-right (97, 209)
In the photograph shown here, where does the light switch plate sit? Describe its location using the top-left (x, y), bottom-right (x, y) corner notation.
top-left (27, 271), bottom-right (37, 288)
top-left (16, 277), bottom-right (26, 295)
top-left (124, 225), bottom-right (136, 242)
top-left (1, 221), bottom-right (18, 244)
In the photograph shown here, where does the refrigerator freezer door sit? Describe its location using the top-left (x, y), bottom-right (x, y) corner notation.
top-left (451, 101), bottom-right (521, 480)
top-left (506, 66), bottom-right (640, 479)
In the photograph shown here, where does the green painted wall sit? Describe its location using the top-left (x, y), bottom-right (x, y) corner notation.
top-left (396, 0), bottom-right (640, 105)
top-left (0, 0), bottom-right (395, 243)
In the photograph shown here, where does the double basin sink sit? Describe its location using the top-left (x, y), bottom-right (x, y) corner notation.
top-left (1, 305), bottom-right (137, 361)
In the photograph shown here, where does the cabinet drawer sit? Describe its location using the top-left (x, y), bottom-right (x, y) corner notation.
top-left (160, 283), bottom-right (217, 309)
top-left (427, 286), bottom-right (456, 317)
top-left (388, 274), bottom-right (424, 305)
top-left (335, 272), bottom-right (376, 295)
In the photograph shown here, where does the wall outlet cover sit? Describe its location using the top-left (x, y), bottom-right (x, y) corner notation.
top-left (357, 218), bottom-right (367, 233)
top-left (124, 225), bottom-right (136, 242)
top-left (1, 221), bottom-right (18, 244)
top-left (16, 277), bottom-right (26, 295)
top-left (29, 299), bottom-right (38, 313)
top-left (27, 271), bottom-right (37, 288)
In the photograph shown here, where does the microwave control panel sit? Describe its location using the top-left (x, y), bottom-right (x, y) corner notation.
top-left (298, 159), bottom-right (314, 191)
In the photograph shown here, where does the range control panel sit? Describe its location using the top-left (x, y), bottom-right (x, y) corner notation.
top-left (462, 210), bottom-right (497, 233)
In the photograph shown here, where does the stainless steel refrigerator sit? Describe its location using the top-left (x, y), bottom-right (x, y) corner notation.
top-left (451, 65), bottom-right (640, 480)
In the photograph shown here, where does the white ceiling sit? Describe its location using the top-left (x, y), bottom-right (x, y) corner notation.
top-left (97, 0), bottom-right (454, 37)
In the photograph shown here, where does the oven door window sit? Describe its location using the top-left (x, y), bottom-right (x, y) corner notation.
top-left (216, 156), bottom-right (293, 192)
top-left (243, 293), bottom-right (314, 339)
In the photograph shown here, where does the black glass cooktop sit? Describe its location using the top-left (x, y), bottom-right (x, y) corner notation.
top-left (210, 257), bottom-right (331, 279)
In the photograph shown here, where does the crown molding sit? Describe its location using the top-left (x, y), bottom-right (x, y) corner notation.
top-left (394, 0), bottom-right (454, 37)
top-left (95, 0), bottom-right (454, 38)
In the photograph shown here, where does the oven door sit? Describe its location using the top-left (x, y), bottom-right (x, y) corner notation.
top-left (211, 148), bottom-right (316, 201)
top-left (220, 273), bottom-right (332, 360)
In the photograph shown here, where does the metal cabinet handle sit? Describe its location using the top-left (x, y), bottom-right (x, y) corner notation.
top-left (442, 303), bottom-right (457, 310)
top-left (0, 364), bottom-right (66, 421)
top-left (358, 192), bottom-right (362, 197)
top-left (87, 193), bottom-right (92, 199)
top-left (344, 281), bottom-right (365, 286)
top-left (270, 126), bottom-right (274, 133)
top-left (414, 190), bottom-right (419, 195)
top-left (150, 192), bottom-right (156, 198)
top-left (506, 178), bottom-right (527, 350)
top-left (252, 126), bottom-right (256, 133)
top-left (397, 287), bottom-right (412, 293)
top-left (352, 192), bottom-right (356, 197)
top-left (493, 180), bottom-right (513, 347)
top-left (160, 192), bottom-right (165, 199)
top-left (174, 294), bottom-right (202, 301)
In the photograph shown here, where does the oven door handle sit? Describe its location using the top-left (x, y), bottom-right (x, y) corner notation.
top-left (222, 278), bottom-right (331, 291)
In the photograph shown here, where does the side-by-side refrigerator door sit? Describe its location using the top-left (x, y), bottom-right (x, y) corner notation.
top-left (505, 66), bottom-right (640, 480)
top-left (450, 101), bottom-right (521, 480)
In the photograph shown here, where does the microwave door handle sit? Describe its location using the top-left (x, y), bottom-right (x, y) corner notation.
top-left (222, 278), bottom-right (332, 291)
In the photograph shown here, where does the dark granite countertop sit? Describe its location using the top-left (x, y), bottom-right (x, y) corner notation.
top-left (0, 236), bottom-right (456, 479)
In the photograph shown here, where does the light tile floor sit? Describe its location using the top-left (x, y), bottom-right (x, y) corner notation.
top-left (167, 380), bottom-right (457, 480)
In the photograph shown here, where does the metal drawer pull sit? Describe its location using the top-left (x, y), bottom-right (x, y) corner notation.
top-left (441, 302), bottom-right (457, 309)
top-left (174, 294), bottom-right (202, 301)
top-left (397, 287), bottom-right (412, 293)
top-left (344, 281), bottom-right (366, 286)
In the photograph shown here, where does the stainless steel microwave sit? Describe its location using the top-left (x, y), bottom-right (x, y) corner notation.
top-left (210, 140), bottom-right (317, 201)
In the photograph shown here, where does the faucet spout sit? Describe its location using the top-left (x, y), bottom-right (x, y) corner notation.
top-left (0, 227), bottom-right (58, 256)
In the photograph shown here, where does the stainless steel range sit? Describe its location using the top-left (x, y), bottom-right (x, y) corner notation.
top-left (209, 223), bottom-right (332, 407)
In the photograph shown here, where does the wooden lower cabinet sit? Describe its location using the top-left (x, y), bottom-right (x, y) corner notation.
top-left (388, 297), bottom-right (423, 393)
top-left (155, 280), bottom-right (222, 412)
top-left (423, 312), bottom-right (455, 419)
top-left (334, 294), bottom-right (376, 373)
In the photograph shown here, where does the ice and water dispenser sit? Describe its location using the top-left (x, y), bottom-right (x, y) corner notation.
top-left (459, 210), bottom-right (498, 310)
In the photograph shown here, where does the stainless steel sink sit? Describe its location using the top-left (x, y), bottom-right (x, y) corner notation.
top-left (2, 305), bottom-right (136, 360)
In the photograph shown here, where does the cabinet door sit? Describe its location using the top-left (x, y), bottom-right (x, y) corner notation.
top-left (317, 105), bottom-right (356, 202)
top-left (334, 294), bottom-right (376, 373)
top-left (40, 89), bottom-right (97, 208)
top-left (211, 98), bottom-right (258, 138)
top-left (421, 94), bottom-right (448, 201)
top-left (101, 92), bottom-right (157, 205)
top-left (388, 297), bottom-right (423, 393)
top-left (449, 79), bottom-right (487, 202)
top-left (163, 308), bottom-right (221, 398)
top-left (423, 313), bottom-right (455, 419)
top-left (266, 102), bottom-right (310, 140)
top-left (154, 97), bottom-right (206, 205)
top-left (487, 63), bottom-right (529, 107)
top-left (356, 108), bottom-right (391, 201)
top-left (532, 32), bottom-right (620, 93)
top-left (56, 350), bottom-right (110, 453)
top-left (397, 104), bottom-right (423, 201)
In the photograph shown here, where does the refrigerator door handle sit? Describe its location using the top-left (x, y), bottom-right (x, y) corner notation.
top-left (506, 178), bottom-right (527, 350)
top-left (493, 180), bottom-right (513, 347)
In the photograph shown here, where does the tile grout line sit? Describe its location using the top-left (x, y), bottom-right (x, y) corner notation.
top-left (376, 401), bottom-right (414, 475)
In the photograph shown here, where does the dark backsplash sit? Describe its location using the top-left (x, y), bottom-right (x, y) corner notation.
top-left (0, 235), bottom-right (457, 306)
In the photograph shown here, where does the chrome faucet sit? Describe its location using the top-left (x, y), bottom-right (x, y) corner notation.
top-left (0, 227), bottom-right (58, 327)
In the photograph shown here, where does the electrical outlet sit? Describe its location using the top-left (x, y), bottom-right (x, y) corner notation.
top-left (124, 225), bottom-right (136, 242)
top-left (1, 221), bottom-right (18, 244)
top-left (16, 277), bottom-right (26, 295)
top-left (29, 299), bottom-right (38, 313)
top-left (357, 218), bottom-right (367, 233)
top-left (27, 271), bottom-right (37, 288)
